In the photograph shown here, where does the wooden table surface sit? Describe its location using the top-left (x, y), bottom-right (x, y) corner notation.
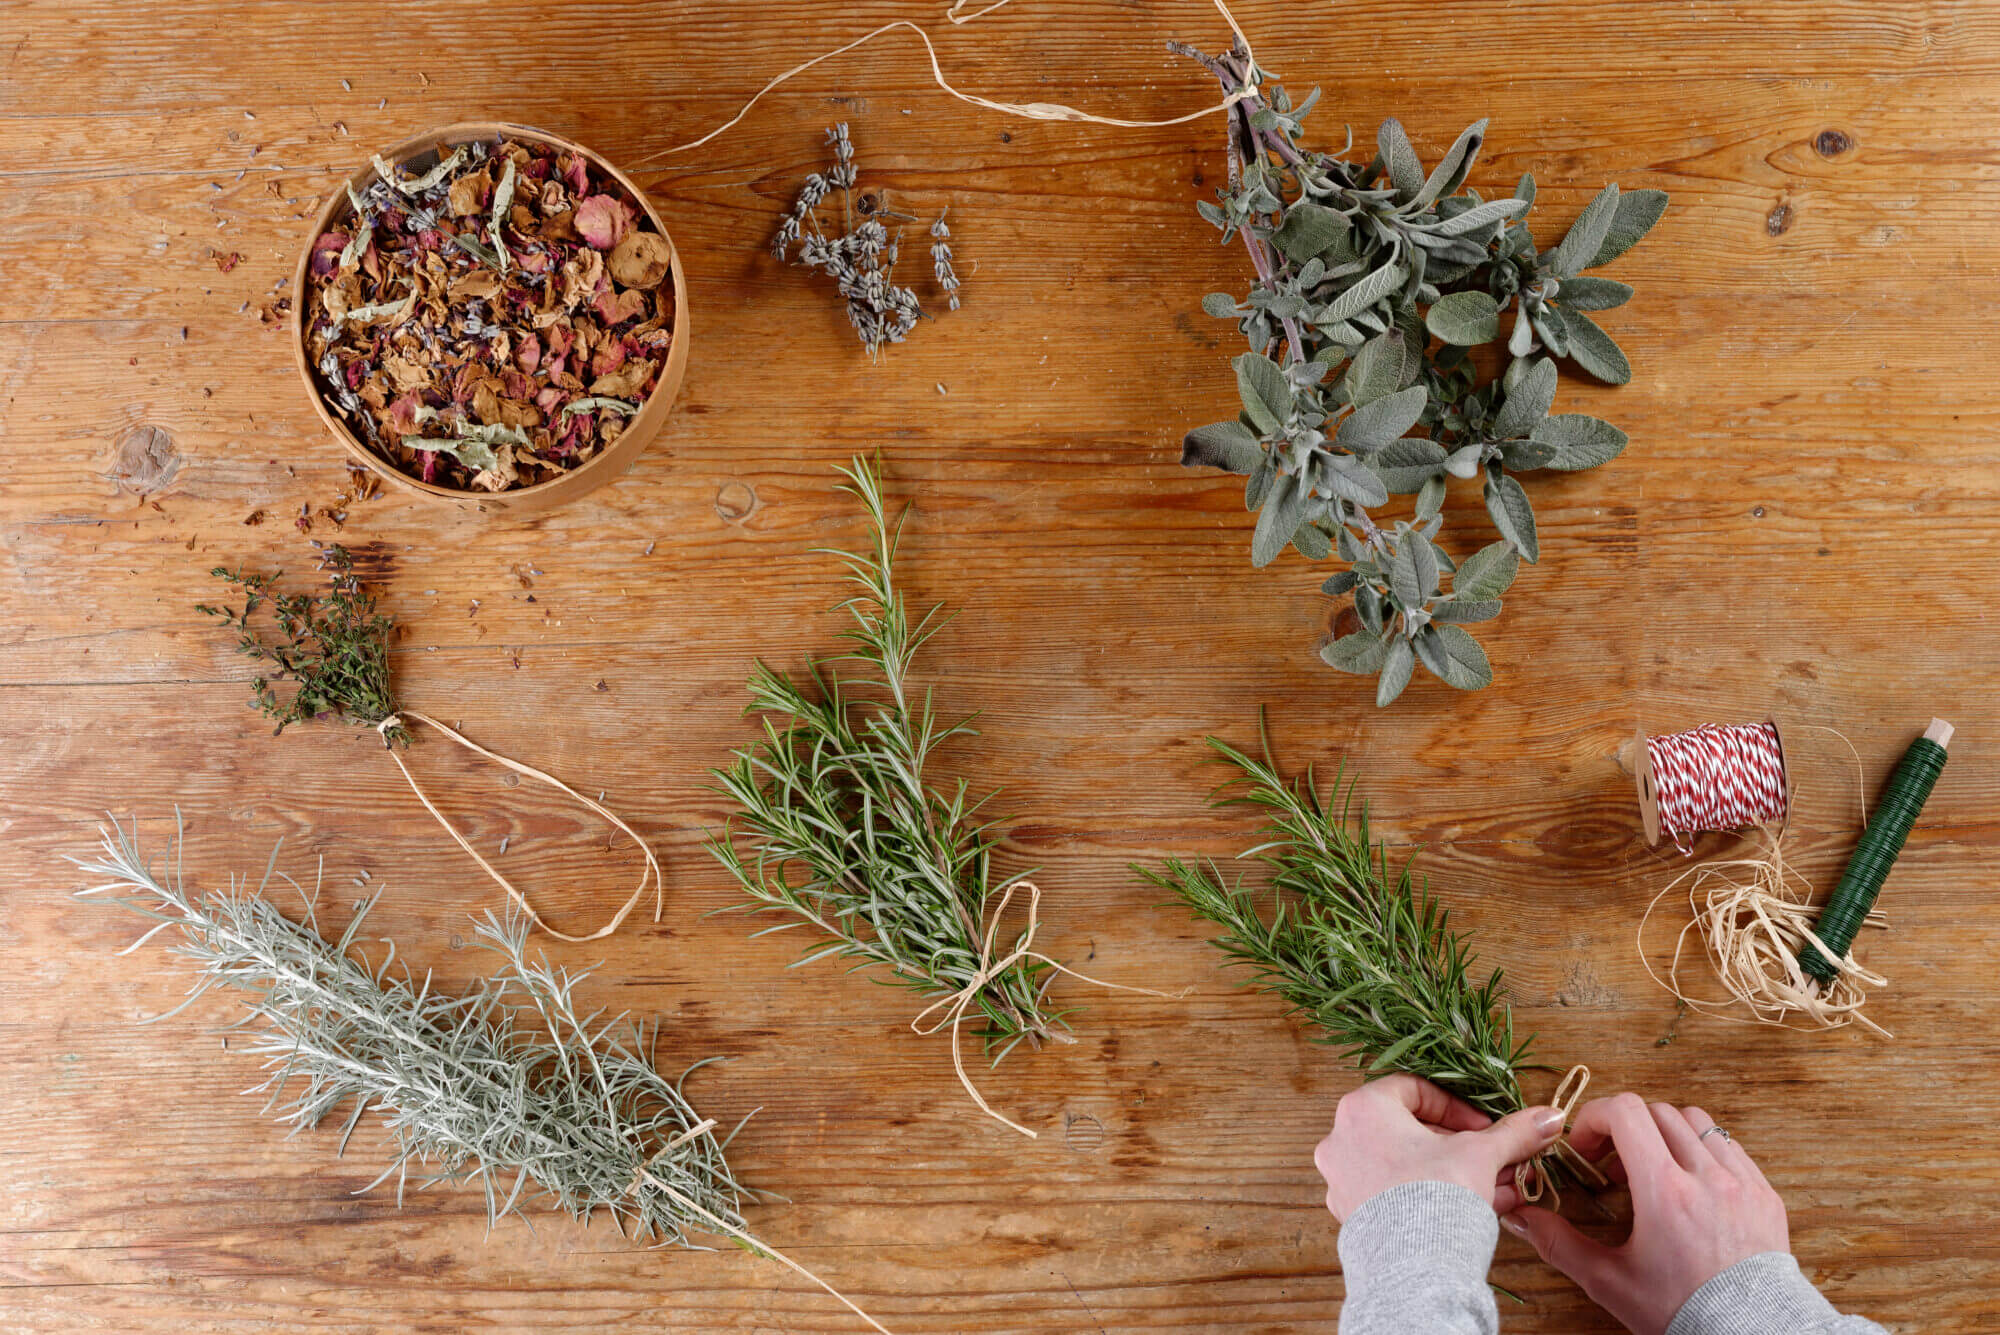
top-left (5, 2), bottom-right (1998, 1331)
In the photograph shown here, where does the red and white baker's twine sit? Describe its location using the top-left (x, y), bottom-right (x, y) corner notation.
top-left (1645, 722), bottom-right (1789, 851)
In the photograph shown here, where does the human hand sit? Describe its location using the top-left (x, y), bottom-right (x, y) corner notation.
top-left (1313, 1073), bottom-right (1567, 1221)
top-left (1502, 1094), bottom-right (1789, 1335)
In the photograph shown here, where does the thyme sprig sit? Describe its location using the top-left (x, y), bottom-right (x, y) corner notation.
top-left (73, 817), bottom-right (747, 1244)
top-left (709, 458), bottom-right (1070, 1075)
top-left (198, 544), bottom-right (406, 745)
top-left (1139, 735), bottom-right (1533, 1118)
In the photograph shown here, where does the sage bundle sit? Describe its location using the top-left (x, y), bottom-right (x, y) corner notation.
top-left (72, 818), bottom-right (887, 1332)
top-left (1174, 39), bottom-right (1665, 704)
top-left (199, 544), bottom-right (659, 942)
top-left (710, 458), bottom-right (1166, 1136)
top-left (1140, 734), bottom-right (1600, 1201)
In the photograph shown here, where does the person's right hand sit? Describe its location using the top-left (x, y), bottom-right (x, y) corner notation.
top-left (1502, 1093), bottom-right (1789, 1335)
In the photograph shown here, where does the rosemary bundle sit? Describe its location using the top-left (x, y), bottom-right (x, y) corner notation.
top-left (199, 545), bottom-right (660, 943)
top-left (73, 819), bottom-right (889, 1332)
top-left (1140, 736), bottom-right (1533, 1117)
top-left (710, 459), bottom-right (1091, 1136)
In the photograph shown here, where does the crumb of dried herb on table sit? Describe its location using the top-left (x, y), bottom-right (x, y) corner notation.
top-left (304, 136), bottom-right (677, 492)
top-left (1173, 40), bottom-right (1665, 705)
top-left (773, 124), bottom-right (961, 357)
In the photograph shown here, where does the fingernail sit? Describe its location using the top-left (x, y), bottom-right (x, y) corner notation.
top-left (1500, 1212), bottom-right (1528, 1238)
top-left (1531, 1106), bottom-right (1565, 1138)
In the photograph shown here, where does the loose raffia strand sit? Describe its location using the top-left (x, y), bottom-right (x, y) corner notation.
top-left (1646, 722), bottom-right (1789, 852)
top-left (638, 0), bottom-right (1260, 163)
top-left (375, 711), bottom-right (662, 943)
top-left (909, 881), bottom-right (1189, 1138)
top-left (1512, 1065), bottom-right (1606, 1211)
top-left (1798, 724), bottom-right (1949, 982)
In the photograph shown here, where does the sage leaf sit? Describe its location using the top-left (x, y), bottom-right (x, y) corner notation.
top-left (1451, 540), bottom-right (1518, 599)
top-left (1321, 569), bottom-right (1361, 596)
top-left (1376, 638), bottom-right (1416, 707)
top-left (1432, 599), bottom-right (1501, 624)
top-left (1428, 197), bottom-right (1529, 236)
top-left (1426, 290), bottom-right (1502, 346)
top-left (1499, 439), bottom-right (1557, 471)
top-left (1292, 520), bottom-right (1332, 560)
top-left (1321, 630), bottom-right (1390, 674)
top-left (1588, 189), bottom-right (1669, 268)
top-left (1276, 201), bottom-right (1348, 262)
top-left (1389, 542), bottom-right (1426, 610)
top-left (1409, 532), bottom-right (1439, 601)
top-left (1377, 118), bottom-right (1425, 200)
top-left (1561, 310), bottom-right (1632, 384)
top-left (1323, 454), bottom-right (1391, 508)
top-left (1444, 444), bottom-right (1483, 479)
top-left (1484, 472), bottom-right (1539, 563)
top-left (1492, 356), bottom-right (1558, 439)
top-left (1415, 473), bottom-right (1447, 521)
top-left (1245, 455), bottom-right (1274, 510)
top-left (1202, 292), bottom-right (1241, 318)
top-left (1234, 352), bottom-right (1291, 433)
top-left (1252, 472), bottom-right (1305, 567)
top-left (1356, 581), bottom-right (1387, 634)
top-left (1183, 420), bottom-right (1265, 473)
top-left (1368, 437), bottom-right (1448, 493)
top-left (1336, 384), bottom-right (1428, 450)
top-left (1412, 119), bottom-right (1487, 208)
top-left (1345, 330), bottom-right (1412, 405)
top-left (1549, 183), bottom-right (1620, 279)
top-left (1529, 414), bottom-right (1629, 471)
top-left (1415, 624), bottom-right (1493, 690)
top-left (1321, 262), bottom-right (1407, 325)
top-left (1556, 276), bottom-right (1633, 310)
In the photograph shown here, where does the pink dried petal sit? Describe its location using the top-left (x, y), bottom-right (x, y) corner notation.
top-left (545, 325), bottom-right (574, 357)
top-left (516, 333), bottom-right (542, 374)
top-left (564, 156), bottom-right (589, 195)
top-left (343, 360), bottom-right (366, 390)
top-left (536, 387), bottom-right (564, 412)
top-left (387, 392), bottom-right (426, 431)
top-left (419, 450), bottom-right (441, 483)
top-left (574, 194), bottom-right (634, 251)
top-left (591, 341), bottom-right (627, 377)
top-left (592, 287), bottom-right (646, 325)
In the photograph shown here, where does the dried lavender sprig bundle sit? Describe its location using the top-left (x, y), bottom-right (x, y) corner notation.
top-left (773, 123), bottom-right (961, 358)
top-left (73, 817), bottom-right (746, 1245)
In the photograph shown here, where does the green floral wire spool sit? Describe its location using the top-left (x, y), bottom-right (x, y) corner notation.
top-left (1799, 719), bottom-right (1952, 984)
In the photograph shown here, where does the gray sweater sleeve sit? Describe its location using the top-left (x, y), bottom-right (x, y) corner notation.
top-left (1666, 1252), bottom-right (1888, 1335)
top-left (1335, 1183), bottom-right (1886, 1335)
top-left (1336, 1181), bottom-right (1499, 1335)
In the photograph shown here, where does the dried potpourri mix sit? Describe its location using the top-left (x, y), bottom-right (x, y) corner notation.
top-left (304, 136), bottom-right (677, 492)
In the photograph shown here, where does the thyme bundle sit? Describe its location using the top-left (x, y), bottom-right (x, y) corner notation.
top-left (711, 459), bottom-right (1149, 1136)
top-left (73, 819), bottom-right (888, 1331)
top-left (200, 546), bottom-right (660, 942)
top-left (1175, 40), bottom-right (1666, 704)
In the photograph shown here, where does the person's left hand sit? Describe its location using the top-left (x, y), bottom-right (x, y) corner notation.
top-left (1314, 1074), bottom-right (1566, 1221)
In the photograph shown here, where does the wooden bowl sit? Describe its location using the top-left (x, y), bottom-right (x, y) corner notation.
top-left (290, 122), bottom-right (689, 516)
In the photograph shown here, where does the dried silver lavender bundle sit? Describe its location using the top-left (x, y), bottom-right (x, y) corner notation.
top-left (773, 124), bottom-right (961, 357)
top-left (73, 818), bottom-right (889, 1331)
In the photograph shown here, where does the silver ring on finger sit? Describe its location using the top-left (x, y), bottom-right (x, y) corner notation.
top-left (1699, 1125), bottom-right (1731, 1143)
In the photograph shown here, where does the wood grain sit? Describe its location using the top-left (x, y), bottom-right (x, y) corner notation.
top-left (5, 2), bottom-right (1999, 1330)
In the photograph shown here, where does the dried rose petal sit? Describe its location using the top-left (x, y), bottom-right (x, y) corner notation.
top-left (574, 194), bottom-right (635, 251)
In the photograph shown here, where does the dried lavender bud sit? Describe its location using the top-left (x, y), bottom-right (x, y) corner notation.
top-left (930, 209), bottom-right (961, 312)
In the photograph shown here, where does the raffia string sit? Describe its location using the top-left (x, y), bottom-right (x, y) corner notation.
top-left (1512, 1064), bottom-right (1606, 1211)
top-left (374, 711), bottom-right (662, 944)
top-left (909, 880), bottom-right (1189, 1138)
top-left (638, 0), bottom-right (1260, 163)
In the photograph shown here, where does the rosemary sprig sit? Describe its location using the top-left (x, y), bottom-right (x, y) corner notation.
top-left (198, 544), bottom-right (405, 745)
top-left (73, 817), bottom-right (746, 1241)
top-left (1138, 735), bottom-right (1533, 1117)
top-left (708, 458), bottom-right (1068, 1069)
